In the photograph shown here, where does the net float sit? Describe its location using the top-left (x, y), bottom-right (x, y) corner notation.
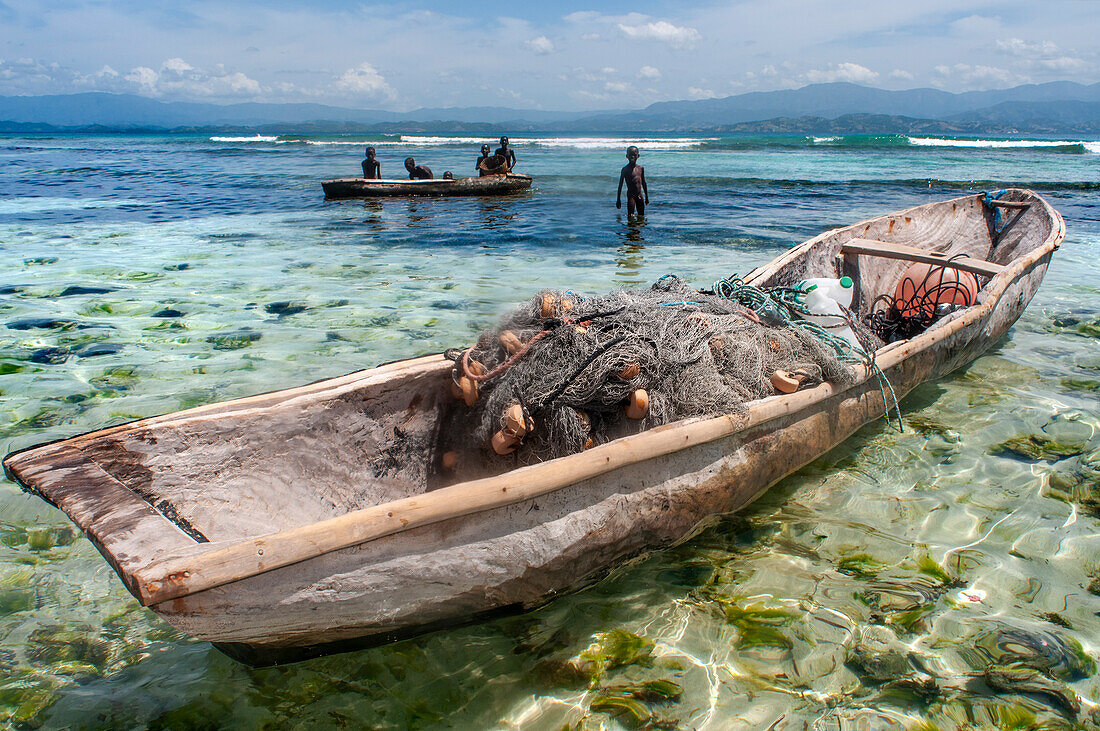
top-left (440, 451), bottom-right (458, 470)
top-left (709, 337), bottom-right (726, 363)
top-left (540, 293), bottom-right (575, 318)
top-left (499, 330), bottom-right (523, 355)
top-left (504, 404), bottom-right (529, 437)
top-left (771, 369), bottom-right (808, 394)
top-left (894, 262), bottom-right (979, 319)
top-left (575, 409), bottom-right (591, 432)
top-left (449, 378), bottom-right (463, 400)
top-left (618, 363), bottom-right (640, 380)
top-left (539, 293), bottom-right (560, 318)
top-left (625, 389), bottom-right (649, 419)
top-left (491, 429), bottom-right (520, 455)
top-left (459, 376), bottom-right (478, 406)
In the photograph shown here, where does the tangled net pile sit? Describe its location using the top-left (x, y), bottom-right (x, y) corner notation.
top-left (443, 275), bottom-right (884, 463)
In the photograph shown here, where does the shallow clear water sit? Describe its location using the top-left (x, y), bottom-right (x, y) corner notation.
top-left (1, 132), bottom-right (1099, 729)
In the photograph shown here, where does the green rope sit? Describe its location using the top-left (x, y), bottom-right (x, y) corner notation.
top-left (708, 274), bottom-right (903, 431)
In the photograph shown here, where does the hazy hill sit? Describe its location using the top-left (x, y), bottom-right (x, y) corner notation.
top-left (0, 93), bottom-right (595, 127)
top-left (2, 82), bottom-right (1099, 133)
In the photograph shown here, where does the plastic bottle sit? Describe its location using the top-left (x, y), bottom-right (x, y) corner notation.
top-left (798, 276), bottom-right (854, 309)
top-left (802, 283), bottom-right (861, 351)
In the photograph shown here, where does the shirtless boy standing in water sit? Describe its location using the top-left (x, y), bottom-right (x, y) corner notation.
top-left (616, 146), bottom-right (649, 216)
top-left (494, 136), bottom-right (517, 172)
top-left (361, 147), bottom-right (380, 179)
top-left (475, 144), bottom-right (492, 175)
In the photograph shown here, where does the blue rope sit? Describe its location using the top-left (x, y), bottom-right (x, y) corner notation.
top-left (983, 189), bottom-right (1007, 233)
top-left (709, 274), bottom-right (903, 431)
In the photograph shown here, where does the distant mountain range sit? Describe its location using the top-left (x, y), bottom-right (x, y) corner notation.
top-left (2, 81), bottom-right (1100, 135)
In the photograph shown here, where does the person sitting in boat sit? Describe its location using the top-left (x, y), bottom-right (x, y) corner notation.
top-left (361, 147), bottom-right (380, 179)
top-left (494, 136), bottom-right (516, 172)
top-left (443, 171), bottom-right (454, 179)
top-left (616, 145), bottom-right (649, 217)
top-left (476, 144), bottom-right (493, 176)
top-left (404, 157), bottom-right (433, 180)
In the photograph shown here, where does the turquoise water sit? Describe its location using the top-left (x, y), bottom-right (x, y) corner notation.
top-left (1, 132), bottom-right (1099, 729)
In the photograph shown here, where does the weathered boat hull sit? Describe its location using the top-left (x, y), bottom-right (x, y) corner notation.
top-left (322, 173), bottom-right (532, 198)
top-left (3, 190), bottom-right (1062, 664)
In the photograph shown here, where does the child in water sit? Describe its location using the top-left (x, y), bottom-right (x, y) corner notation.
top-left (361, 147), bottom-right (380, 179)
top-left (616, 146), bottom-right (649, 217)
top-left (404, 157), bottom-right (433, 180)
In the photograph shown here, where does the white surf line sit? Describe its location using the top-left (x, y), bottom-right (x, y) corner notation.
top-left (209, 135), bottom-right (277, 142)
top-left (908, 136), bottom-right (1100, 152)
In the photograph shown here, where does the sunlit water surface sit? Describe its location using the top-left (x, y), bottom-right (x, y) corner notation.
top-left (1, 133), bottom-right (1099, 729)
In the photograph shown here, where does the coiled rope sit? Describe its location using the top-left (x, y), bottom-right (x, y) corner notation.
top-left (708, 275), bottom-right (903, 431)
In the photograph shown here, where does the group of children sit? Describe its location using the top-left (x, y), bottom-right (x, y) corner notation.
top-left (359, 136), bottom-right (518, 182)
top-left (357, 139), bottom-right (649, 216)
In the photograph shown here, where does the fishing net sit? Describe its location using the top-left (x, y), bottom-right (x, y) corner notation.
top-left (442, 275), bottom-right (883, 464)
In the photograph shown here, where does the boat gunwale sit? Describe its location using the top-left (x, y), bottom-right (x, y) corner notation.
top-left (2, 189), bottom-right (1064, 608)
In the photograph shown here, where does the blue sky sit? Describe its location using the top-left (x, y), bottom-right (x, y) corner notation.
top-left (0, 1), bottom-right (1096, 110)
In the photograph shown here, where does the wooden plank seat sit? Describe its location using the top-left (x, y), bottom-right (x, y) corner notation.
top-left (841, 238), bottom-right (1005, 279)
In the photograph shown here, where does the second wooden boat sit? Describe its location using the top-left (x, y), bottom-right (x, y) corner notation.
top-left (3, 190), bottom-right (1062, 664)
top-left (322, 173), bottom-right (532, 198)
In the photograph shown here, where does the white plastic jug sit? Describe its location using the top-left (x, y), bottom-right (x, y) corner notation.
top-left (802, 283), bottom-right (861, 351)
top-left (798, 276), bottom-right (854, 309)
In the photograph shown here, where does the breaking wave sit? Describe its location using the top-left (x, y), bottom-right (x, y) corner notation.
top-left (209, 135), bottom-right (278, 142)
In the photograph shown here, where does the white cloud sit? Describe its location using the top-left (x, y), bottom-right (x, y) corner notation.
top-left (950, 14), bottom-right (1002, 36)
top-left (686, 86), bottom-right (716, 99)
top-left (991, 39), bottom-right (1089, 75)
top-left (888, 69), bottom-right (914, 80)
top-left (638, 65), bottom-right (661, 79)
top-left (115, 58), bottom-right (263, 99)
top-left (525, 36), bottom-right (554, 54)
top-left (124, 66), bottom-right (158, 93)
top-left (995, 38), bottom-right (1059, 55)
top-left (802, 62), bottom-right (879, 84)
top-left (617, 20), bottom-right (700, 49)
top-left (932, 63), bottom-right (1016, 88)
top-left (334, 62), bottom-right (395, 101)
top-left (1037, 56), bottom-right (1088, 72)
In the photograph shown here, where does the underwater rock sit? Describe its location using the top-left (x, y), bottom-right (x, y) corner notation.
top-left (151, 308), bottom-right (184, 318)
top-left (1077, 318), bottom-right (1100, 338)
top-left (264, 301), bottom-right (307, 317)
top-left (984, 665), bottom-right (1080, 716)
top-left (207, 330), bottom-right (261, 350)
top-left (966, 622), bottom-right (1097, 681)
top-left (1060, 378), bottom-right (1100, 392)
top-left (57, 286), bottom-right (115, 297)
top-left (24, 257), bottom-right (59, 265)
top-left (163, 263), bottom-right (190, 271)
top-left (990, 433), bottom-right (1086, 461)
top-left (0, 285), bottom-right (24, 295)
top-left (29, 347), bottom-right (69, 364)
top-left (847, 626), bottom-right (914, 683)
top-left (7, 317), bottom-right (78, 330)
top-left (75, 343), bottom-right (124, 358)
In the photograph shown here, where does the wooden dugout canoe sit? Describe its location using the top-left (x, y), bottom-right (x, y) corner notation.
top-left (4, 190), bottom-right (1062, 665)
top-left (322, 173), bottom-right (531, 198)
